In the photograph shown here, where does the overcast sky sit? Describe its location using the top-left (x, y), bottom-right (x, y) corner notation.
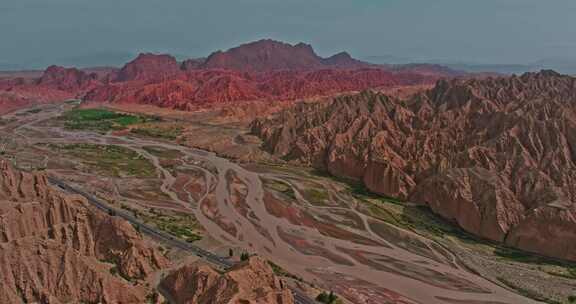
top-left (2, 0), bottom-right (576, 68)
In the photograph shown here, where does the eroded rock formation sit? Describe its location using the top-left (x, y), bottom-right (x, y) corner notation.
top-left (37, 65), bottom-right (99, 92)
top-left (251, 71), bottom-right (576, 261)
top-left (160, 256), bottom-right (294, 304)
top-left (0, 159), bottom-right (169, 303)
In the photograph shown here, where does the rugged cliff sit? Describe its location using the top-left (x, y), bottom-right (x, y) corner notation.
top-left (251, 71), bottom-right (576, 261)
top-left (161, 256), bottom-right (294, 304)
top-left (0, 159), bottom-right (169, 303)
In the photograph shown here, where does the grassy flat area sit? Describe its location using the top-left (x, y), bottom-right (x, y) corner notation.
top-left (302, 188), bottom-right (330, 205)
top-left (358, 195), bottom-right (464, 241)
top-left (262, 178), bottom-right (296, 200)
top-left (494, 247), bottom-right (576, 280)
top-left (61, 108), bottom-right (159, 132)
top-left (122, 205), bottom-right (202, 243)
top-left (142, 145), bottom-right (183, 159)
top-left (130, 123), bottom-right (183, 140)
top-left (45, 143), bottom-right (157, 178)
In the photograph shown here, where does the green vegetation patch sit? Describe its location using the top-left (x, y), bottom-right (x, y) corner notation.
top-left (135, 207), bottom-right (202, 243)
top-left (61, 108), bottom-right (159, 132)
top-left (496, 277), bottom-right (561, 304)
top-left (130, 124), bottom-right (183, 140)
top-left (359, 195), bottom-right (459, 239)
top-left (301, 187), bottom-right (330, 206)
top-left (262, 178), bottom-right (296, 199)
top-left (46, 143), bottom-right (156, 178)
top-left (495, 247), bottom-right (576, 279)
top-left (158, 221), bottom-right (202, 242)
top-left (316, 291), bottom-right (341, 304)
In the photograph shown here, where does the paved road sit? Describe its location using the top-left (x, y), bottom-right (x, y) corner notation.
top-left (47, 176), bottom-right (316, 304)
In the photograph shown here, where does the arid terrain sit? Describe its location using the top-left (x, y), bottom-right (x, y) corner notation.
top-left (252, 70), bottom-right (576, 263)
top-left (0, 39), bottom-right (575, 304)
top-left (1, 79), bottom-right (575, 303)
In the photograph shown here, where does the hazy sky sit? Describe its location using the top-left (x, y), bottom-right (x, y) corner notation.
top-left (2, 0), bottom-right (576, 68)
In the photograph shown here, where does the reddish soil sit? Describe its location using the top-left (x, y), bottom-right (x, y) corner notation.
top-left (307, 268), bottom-right (423, 304)
top-left (276, 227), bottom-right (354, 266)
top-left (200, 195), bottom-right (238, 237)
top-left (263, 191), bottom-right (380, 246)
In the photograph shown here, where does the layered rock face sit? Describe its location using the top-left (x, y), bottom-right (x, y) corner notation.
top-left (85, 67), bottom-right (431, 110)
top-left (0, 65), bottom-right (103, 114)
top-left (161, 256), bottom-right (294, 304)
top-left (0, 92), bottom-right (34, 115)
top-left (37, 65), bottom-right (99, 92)
top-left (0, 159), bottom-right (169, 303)
top-left (115, 53), bottom-right (182, 82)
top-left (251, 71), bottom-right (576, 261)
top-left (0, 39), bottom-right (457, 113)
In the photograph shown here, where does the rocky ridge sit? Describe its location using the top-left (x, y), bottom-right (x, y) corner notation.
top-left (251, 70), bottom-right (576, 261)
top-left (0, 159), bottom-right (169, 303)
top-left (160, 256), bottom-right (294, 304)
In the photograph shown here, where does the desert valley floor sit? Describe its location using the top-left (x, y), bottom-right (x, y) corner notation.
top-left (1, 101), bottom-right (575, 304)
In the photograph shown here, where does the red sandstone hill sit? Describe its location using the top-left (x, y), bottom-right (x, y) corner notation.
top-left (0, 39), bottom-right (462, 112)
top-left (0, 66), bottom-right (96, 114)
top-left (0, 159), bottom-right (169, 303)
top-left (160, 256), bottom-right (294, 304)
top-left (84, 67), bottom-right (431, 110)
top-left (78, 40), bottom-right (447, 109)
top-left (251, 70), bottom-right (576, 262)
top-left (38, 65), bottom-right (100, 91)
top-left (115, 53), bottom-right (182, 82)
top-left (0, 160), bottom-right (302, 303)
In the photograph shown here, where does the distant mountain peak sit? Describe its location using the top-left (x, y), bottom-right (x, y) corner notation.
top-left (199, 39), bottom-right (375, 72)
top-left (330, 51), bottom-right (353, 59)
top-left (201, 39), bottom-right (323, 72)
top-left (116, 53), bottom-right (180, 82)
top-left (322, 51), bottom-right (370, 69)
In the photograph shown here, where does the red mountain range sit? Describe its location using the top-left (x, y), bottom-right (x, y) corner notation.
top-left (0, 39), bottom-right (461, 111)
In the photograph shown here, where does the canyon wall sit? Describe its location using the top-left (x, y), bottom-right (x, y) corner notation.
top-left (251, 71), bottom-right (576, 261)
